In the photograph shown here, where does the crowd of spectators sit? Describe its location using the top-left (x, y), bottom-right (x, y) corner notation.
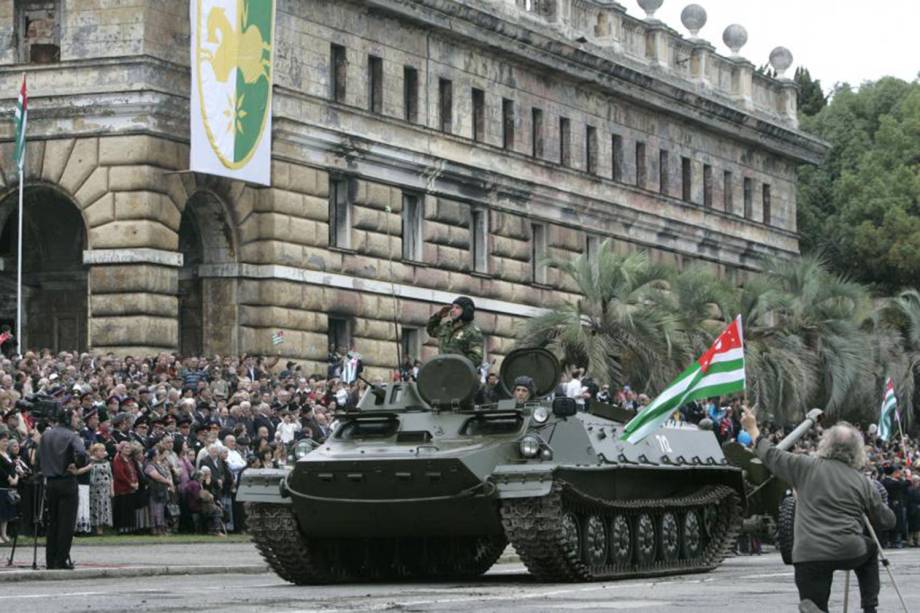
top-left (0, 348), bottom-right (371, 540)
top-left (0, 349), bottom-right (919, 552)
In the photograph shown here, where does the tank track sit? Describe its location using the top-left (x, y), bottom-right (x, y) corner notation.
top-left (500, 481), bottom-right (742, 581)
top-left (246, 502), bottom-right (506, 584)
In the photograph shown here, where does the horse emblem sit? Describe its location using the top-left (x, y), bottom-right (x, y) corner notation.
top-left (194, 0), bottom-right (275, 171)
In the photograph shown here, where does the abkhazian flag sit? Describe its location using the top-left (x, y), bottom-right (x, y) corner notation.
top-left (13, 74), bottom-right (27, 171)
top-left (621, 315), bottom-right (746, 445)
top-left (271, 330), bottom-right (284, 346)
top-left (878, 377), bottom-right (897, 442)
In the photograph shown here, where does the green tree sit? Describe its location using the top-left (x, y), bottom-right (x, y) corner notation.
top-left (794, 67), bottom-right (826, 117)
top-left (517, 242), bottom-right (687, 392)
top-left (797, 77), bottom-right (920, 293)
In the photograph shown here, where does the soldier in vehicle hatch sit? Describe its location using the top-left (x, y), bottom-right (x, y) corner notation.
top-left (426, 296), bottom-right (484, 367)
top-left (512, 375), bottom-right (535, 405)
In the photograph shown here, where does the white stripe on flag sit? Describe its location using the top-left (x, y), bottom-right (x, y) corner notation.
top-left (709, 347), bottom-right (744, 365)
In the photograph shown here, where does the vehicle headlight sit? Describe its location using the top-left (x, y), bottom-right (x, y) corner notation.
top-left (531, 405), bottom-right (550, 424)
top-left (294, 440), bottom-right (313, 461)
top-left (519, 435), bottom-right (541, 458)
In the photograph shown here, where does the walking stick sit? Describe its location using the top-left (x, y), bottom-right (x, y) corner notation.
top-left (842, 571), bottom-right (850, 613)
top-left (863, 514), bottom-right (910, 613)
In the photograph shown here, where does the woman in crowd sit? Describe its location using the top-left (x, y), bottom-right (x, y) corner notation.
top-left (0, 430), bottom-right (19, 543)
top-left (111, 442), bottom-right (138, 534)
top-left (176, 443), bottom-right (197, 532)
top-left (131, 443), bottom-right (150, 534)
top-left (145, 442), bottom-right (174, 536)
top-left (88, 443), bottom-right (114, 535)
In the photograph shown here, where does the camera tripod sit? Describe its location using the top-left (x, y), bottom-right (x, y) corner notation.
top-left (6, 477), bottom-right (45, 570)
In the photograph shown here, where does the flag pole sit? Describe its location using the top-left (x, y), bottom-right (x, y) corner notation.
top-left (15, 163), bottom-right (22, 356)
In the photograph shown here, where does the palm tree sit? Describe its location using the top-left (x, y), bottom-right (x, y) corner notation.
top-left (516, 241), bottom-right (688, 392)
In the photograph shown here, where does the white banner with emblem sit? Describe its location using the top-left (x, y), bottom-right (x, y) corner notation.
top-left (190, 0), bottom-right (275, 186)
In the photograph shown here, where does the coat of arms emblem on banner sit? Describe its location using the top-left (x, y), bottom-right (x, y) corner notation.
top-left (191, 0), bottom-right (275, 185)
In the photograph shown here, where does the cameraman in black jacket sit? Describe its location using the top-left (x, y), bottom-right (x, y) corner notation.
top-left (38, 406), bottom-right (87, 570)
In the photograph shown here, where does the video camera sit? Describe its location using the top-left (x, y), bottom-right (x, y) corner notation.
top-left (16, 391), bottom-right (63, 423)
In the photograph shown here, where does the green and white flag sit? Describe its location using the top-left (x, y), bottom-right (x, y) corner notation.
top-left (878, 376), bottom-right (897, 442)
top-left (621, 315), bottom-right (746, 445)
top-left (14, 74), bottom-right (27, 171)
top-left (190, 0), bottom-right (275, 185)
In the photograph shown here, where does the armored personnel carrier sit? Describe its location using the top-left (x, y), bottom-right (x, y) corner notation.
top-left (238, 348), bottom-right (804, 583)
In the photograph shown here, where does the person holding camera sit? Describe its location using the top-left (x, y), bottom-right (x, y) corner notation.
top-left (38, 407), bottom-right (88, 570)
top-left (0, 430), bottom-right (19, 543)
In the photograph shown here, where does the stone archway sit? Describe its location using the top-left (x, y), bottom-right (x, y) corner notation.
top-left (178, 190), bottom-right (238, 356)
top-left (0, 185), bottom-right (88, 352)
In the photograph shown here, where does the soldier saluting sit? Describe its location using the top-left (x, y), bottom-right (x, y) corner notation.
top-left (426, 296), bottom-right (484, 367)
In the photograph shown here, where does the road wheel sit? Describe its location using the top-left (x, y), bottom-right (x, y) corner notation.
top-left (777, 495), bottom-right (796, 565)
top-left (681, 510), bottom-right (703, 559)
top-left (582, 514), bottom-right (608, 567)
top-left (609, 514), bottom-right (632, 566)
top-left (634, 513), bottom-right (656, 566)
top-left (659, 512), bottom-right (680, 562)
top-left (560, 510), bottom-right (581, 562)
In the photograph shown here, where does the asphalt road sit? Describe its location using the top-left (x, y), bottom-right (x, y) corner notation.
top-left (3, 549), bottom-right (918, 612)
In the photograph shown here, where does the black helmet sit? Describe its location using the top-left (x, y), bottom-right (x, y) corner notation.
top-left (452, 296), bottom-right (475, 322)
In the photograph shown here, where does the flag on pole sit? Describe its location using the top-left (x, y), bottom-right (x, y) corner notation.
top-left (14, 74), bottom-right (27, 170)
top-left (621, 315), bottom-right (746, 445)
top-left (878, 377), bottom-right (897, 442)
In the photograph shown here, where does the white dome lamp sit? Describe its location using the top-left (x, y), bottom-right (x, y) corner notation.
top-left (722, 24), bottom-right (748, 57)
top-left (637, 0), bottom-right (664, 20)
top-left (680, 4), bottom-right (707, 39)
top-left (769, 46), bottom-right (794, 79)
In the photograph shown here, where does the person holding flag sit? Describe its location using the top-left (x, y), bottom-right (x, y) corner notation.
top-left (621, 315), bottom-right (745, 445)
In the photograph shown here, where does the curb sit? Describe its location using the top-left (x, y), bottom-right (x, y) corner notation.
top-left (0, 564), bottom-right (269, 583)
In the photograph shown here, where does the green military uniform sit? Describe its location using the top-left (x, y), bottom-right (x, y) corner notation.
top-left (426, 312), bottom-right (484, 366)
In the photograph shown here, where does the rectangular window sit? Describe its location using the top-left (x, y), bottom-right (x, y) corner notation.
top-left (585, 234), bottom-right (600, 261)
top-left (328, 317), bottom-right (352, 356)
top-left (330, 44), bottom-right (347, 103)
top-left (531, 223), bottom-right (547, 285)
top-left (329, 178), bottom-right (351, 249)
top-left (471, 208), bottom-right (489, 274)
top-left (611, 134), bottom-right (623, 182)
top-left (402, 193), bottom-right (423, 261)
top-left (17, 0), bottom-right (60, 64)
top-left (532, 107), bottom-right (544, 158)
top-left (367, 55), bottom-right (383, 114)
top-left (403, 66), bottom-right (419, 123)
top-left (703, 164), bottom-right (713, 208)
top-left (743, 177), bottom-right (753, 219)
top-left (762, 184), bottom-right (772, 225)
top-left (636, 141), bottom-right (647, 187)
top-left (401, 328), bottom-right (422, 364)
top-left (585, 125), bottom-right (598, 174)
top-left (471, 88), bottom-right (485, 142)
top-left (659, 149), bottom-right (669, 195)
top-left (559, 117), bottom-right (571, 167)
top-left (502, 98), bottom-right (515, 150)
top-left (681, 157), bottom-right (692, 202)
top-left (439, 78), bottom-right (453, 133)
top-left (723, 170), bottom-right (733, 214)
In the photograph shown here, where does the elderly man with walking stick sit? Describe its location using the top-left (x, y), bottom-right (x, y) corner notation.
top-left (740, 408), bottom-right (896, 613)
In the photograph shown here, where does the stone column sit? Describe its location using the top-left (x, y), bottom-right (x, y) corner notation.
top-left (593, 2), bottom-right (626, 50)
top-left (729, 58), bottom-right (754, 111)
top-left (0, 0), bottom-right (15, 65)
top-left (778, 80), bottom-right (799, 128)
top-left (84, 249), bottom-right (182, 356)
top-left (689, 41), bottom-right (714, 88)
top-left (644, 22), bottom-right (670, 69)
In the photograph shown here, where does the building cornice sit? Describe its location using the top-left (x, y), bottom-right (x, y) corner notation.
top-left (365, 0), bottom-right (829, 165)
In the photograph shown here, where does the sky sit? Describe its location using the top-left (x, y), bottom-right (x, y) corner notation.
top-left (621, 0), bottom-right (919, 91)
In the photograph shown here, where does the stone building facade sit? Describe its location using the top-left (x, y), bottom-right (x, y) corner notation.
top-left (0, 0), bottom-right (827, 377)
